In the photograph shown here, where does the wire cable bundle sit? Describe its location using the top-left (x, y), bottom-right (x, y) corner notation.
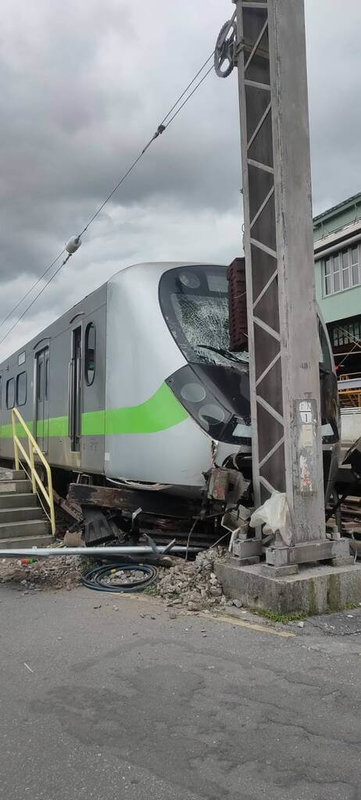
top-left (82, 562), bottom-right (158, 593)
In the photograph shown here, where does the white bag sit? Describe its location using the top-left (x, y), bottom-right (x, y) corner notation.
top-left (250, 491), bottom-right (293, 546)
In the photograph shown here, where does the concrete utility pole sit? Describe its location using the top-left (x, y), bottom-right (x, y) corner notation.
top-left (216, 0), bottom-right (351, 569)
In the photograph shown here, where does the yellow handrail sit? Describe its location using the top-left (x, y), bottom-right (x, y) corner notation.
top-left (11, 408), bottom-right (56, 536)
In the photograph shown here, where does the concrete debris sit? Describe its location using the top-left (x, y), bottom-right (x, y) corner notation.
top-left (0, 555), bottom-right (84, 591)
top-left (0, 546), bottom-right (232, 614)
top-left (155, 548), bottom-right (228, 611)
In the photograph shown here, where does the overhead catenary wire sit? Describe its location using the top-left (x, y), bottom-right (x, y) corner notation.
top-left (0, 52), bottom-right (215, 351)
top-left (78, 61), bottom-right (215, 237)
top-left (159, 51), bottom-right (214, 126)
top-left (0, 249), bottom-right (66, 334)
top-left (0, 253), bottom-right (72, 347)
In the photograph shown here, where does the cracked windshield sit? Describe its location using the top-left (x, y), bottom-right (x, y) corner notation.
top-left (170, 271), bottom-right (249, 367)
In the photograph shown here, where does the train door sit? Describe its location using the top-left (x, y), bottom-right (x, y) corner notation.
top-left (35, 347), bottom-right (49, 453)
top-left (0, 375), bottom-right (2, 443)
top-left (69, 326), bottom-right (82, 451)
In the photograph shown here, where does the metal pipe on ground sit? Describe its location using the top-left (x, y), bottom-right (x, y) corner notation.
top-left (0, 545), bottom-right (201, 559)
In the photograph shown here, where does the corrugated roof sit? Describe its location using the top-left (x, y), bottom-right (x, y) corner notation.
top-left (313, 192), bottom-right (361, 225)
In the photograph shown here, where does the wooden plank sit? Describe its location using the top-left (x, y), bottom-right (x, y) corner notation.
top-left (67, 483), bottom-right (201, 519)
top-left (53, 490), bottom-right (82, 522)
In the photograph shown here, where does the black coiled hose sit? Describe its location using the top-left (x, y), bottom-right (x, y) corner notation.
top-left (82, 562), bottom-right (158, 593)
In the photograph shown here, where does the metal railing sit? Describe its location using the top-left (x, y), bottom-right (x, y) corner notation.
top-left (11, 407), bottom-right (56, 536)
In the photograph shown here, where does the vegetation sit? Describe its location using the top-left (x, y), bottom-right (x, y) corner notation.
top-left (251, 607), bottom-right (305, 624)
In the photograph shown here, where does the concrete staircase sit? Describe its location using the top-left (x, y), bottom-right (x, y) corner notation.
top-left (0, 467), bottom-right (53, 549)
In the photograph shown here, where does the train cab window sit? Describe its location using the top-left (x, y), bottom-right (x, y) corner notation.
top-left (16, 371), bottom-right (27, 406)
top-left (159, 266), bottom-right (232, 366)
top-left (85, 322), bottom-right (96, 385)
top-left (6, 378), bottom-right (15, 409)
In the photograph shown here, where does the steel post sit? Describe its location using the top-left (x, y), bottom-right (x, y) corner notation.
top-left (234, 0), bottom-right (326, 552)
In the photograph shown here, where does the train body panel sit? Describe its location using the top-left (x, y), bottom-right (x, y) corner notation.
top-left (104, 263), bottom-right (214, 485)
top-left (0, 284), bottom-right (107, 473)
top-left (0, 261), bottom-right (339, 506)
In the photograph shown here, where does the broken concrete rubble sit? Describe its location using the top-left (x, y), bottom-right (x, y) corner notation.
top-left (0, 547), bottom-right (233, 613)
top-left (0, 555), bottom-right (84, 590)
top-left (154, 548), bottom-right (228, 611)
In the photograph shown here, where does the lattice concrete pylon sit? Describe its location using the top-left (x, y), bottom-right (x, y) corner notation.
top-left (233, 0), bottom-right (350, 568)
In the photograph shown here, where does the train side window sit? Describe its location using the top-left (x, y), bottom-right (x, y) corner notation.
top-left (38, 360), bottom-right (43, 401)
top-left (6, 378), bottom-right (15, 409)
top-left (16, 372), bottom-right (27, 406)
top-left (45, 357), bottom-right (49, 401)
top-left (85, 322), bottom-right (96, 386)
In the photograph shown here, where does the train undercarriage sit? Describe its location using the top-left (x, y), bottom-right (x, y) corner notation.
top-left (50, 461), bottom-right (252, 550)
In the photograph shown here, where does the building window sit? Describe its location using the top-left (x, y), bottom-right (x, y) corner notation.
top-left (6, 378), bottom-right (15, 409)
top-left (16, 372), bottom-right (27, 406)
top-left (323, 244), bottom-right (361, 296)
top-left (85, 322), bottom-right (96, 386)
top-left (332, 319), bottom-right (361, 348)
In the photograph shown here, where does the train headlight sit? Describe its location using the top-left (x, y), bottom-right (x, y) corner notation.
top-left (166, 364), bottom-right (251, 443)
top-left (198, 404), bottom-right (226, 431)
top-left (180, 383), bottom-right (207, 403)
top-left (166, 365), bottom-right (231, 439)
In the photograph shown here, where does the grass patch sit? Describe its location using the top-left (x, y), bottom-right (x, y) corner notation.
top-left (141, 585), bottom-right (157, 596)
top-left (249, 601), bottom-right (361, 623)
top-left (251, 607), bottom-right (305, 624)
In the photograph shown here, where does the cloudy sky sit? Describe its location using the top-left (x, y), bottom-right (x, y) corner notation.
top-left (0, 0), bottom-right (360, 358)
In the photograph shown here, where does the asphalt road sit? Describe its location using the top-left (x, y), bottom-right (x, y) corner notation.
top-left (1, 585), bottom-right (361, 800)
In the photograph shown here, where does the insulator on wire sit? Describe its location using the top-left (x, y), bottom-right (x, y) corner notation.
top-left (65, 235), bottom-right (82, 254)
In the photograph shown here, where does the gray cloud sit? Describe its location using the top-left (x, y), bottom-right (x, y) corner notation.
top-left (0, 0), bottom-right (359, 356)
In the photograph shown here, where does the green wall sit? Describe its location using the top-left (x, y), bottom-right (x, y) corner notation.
top-left (315, 267), bottom-right (361, 323)
top-left (313, 193), bottom-right (361, 324)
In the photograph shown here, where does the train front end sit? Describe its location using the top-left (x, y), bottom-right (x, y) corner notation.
top-left (160, 264), bottom-right (252, 467)
top-left (159, 264), bottom-right (340, 508)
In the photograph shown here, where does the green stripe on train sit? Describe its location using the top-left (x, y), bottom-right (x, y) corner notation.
top-left (47, 416), bottom-right (68, 437)
top-left (0, 383), bottom-right (188, 439)
top-left (83, 382), bottom-right (187, 435)
top-left (0, 421), bottom-right (34, 439)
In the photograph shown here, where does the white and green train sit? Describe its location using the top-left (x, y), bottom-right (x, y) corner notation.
top-left (0, 262), bottom-right (339, 524)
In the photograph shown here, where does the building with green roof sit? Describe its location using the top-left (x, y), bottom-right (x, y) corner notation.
top-left (313, 192), bottom-right (361, 407)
